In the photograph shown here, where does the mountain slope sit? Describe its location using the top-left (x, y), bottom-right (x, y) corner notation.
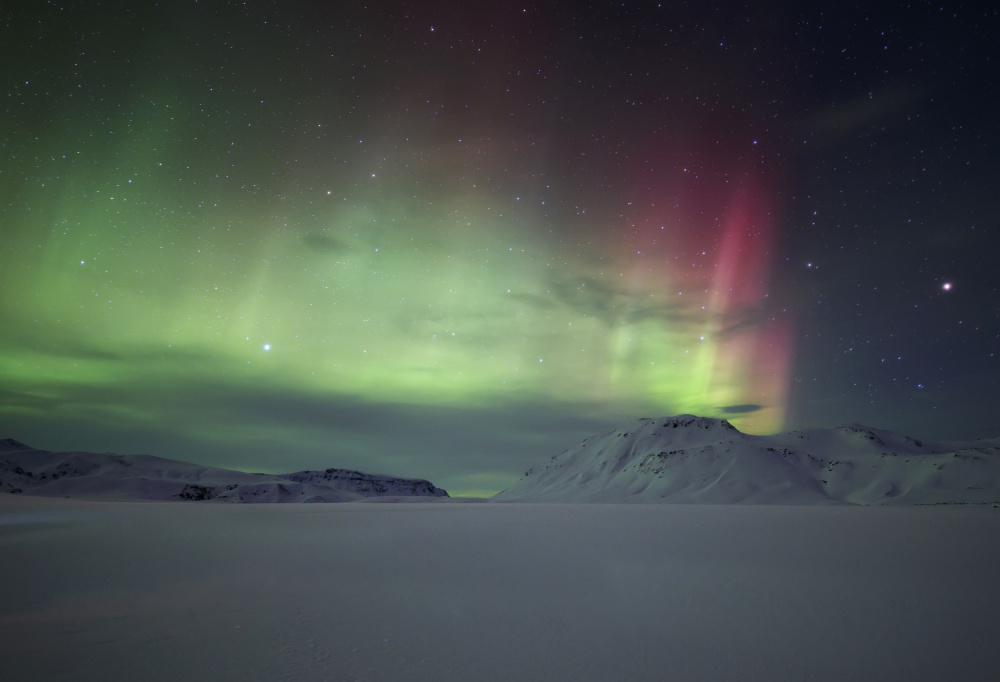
top-left (493, 415), bottom-right (1000, 505)
top-left (0, 439), bottom-right (448, 502)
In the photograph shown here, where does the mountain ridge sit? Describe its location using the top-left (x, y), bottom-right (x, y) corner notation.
top-left (494, 415), bottom-right (1000, 505)
top-left (0, 440), bottom-right (448, 503)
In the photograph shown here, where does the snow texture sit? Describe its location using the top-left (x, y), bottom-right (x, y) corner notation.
top-left (495, 415), bottom-right (1000, 504)
top-left (0, 438), bottom-right (448, 502)
top-left (1, 496), bottom-right (998, 681)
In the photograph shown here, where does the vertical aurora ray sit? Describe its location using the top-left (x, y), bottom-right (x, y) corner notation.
top-left (703, 178), bottom-right (792, 433)
top-left (618, 144), bottom-right (793, 433)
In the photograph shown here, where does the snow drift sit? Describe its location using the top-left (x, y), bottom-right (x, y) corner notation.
top-left (0, 438), bottom-right (448, 502)
top-left (494, 415), bottom-right (1000, 504)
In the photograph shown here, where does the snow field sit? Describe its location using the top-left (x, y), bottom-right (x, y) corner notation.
top-left (2, 496), bottom-right (998, 681)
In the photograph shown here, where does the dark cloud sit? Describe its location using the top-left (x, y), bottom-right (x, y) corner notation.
top-left (714, 308), bottom-right (768, 338)
top-left (300, 232), bottom-right (348, 252)
top-left (719, 404), bottom-right (764, 414)
top-left (0, 329), bottom-right (125, 363)
top-left (0, 324), bottom-right (224, 368)
top-left (0, 387), bottom-right (62, 410)
top-left (514, 271), bottom-right (704, 328)
top-left (800, 84), bottom-right (925, 146)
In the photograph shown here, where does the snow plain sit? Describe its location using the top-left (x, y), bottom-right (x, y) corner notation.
top-left (2, 495), bottom-right (999, 681)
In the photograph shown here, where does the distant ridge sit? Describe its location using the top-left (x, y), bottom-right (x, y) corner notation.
top-left (0, 440), bottom-right (448, 503)
top-left (0, 438), bottom-right (36, 454)
top-left (494, 415), bottom-right (1000, 505)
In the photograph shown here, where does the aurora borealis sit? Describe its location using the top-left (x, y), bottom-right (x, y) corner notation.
top-left (3, 2), bottom-right (998, 494)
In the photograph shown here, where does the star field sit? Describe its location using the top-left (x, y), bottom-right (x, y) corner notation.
top-left (1, 1), bottom-right (998, 494)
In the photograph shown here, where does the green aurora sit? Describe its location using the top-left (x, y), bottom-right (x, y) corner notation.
top-left (13, 1), bottom-right (995, 494)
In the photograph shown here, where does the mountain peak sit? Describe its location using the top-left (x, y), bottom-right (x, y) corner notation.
top-left (496, 415), bottom-right (1000, 505)
top-left (0, 438), bottom-right (37, 453)
top-left (645, 415), bottom-right (738, 431)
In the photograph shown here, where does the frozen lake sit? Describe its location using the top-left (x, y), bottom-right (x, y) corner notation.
top-left (2, 496), bottom-right (998, 681)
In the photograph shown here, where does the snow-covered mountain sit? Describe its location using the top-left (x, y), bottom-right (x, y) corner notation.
top-left (494, 415), bottom-right (1000, 505)
top-left (0, 438), bottom-right (448, 502)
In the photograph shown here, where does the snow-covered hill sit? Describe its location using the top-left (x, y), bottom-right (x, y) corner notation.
top-left (0, 438), bottom-right (448, 502)
top-left (493, 415), bottom-right (1000, 505)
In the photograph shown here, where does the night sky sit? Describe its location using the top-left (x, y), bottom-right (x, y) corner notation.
top-left (2, 1), bottom-right (998, 495)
